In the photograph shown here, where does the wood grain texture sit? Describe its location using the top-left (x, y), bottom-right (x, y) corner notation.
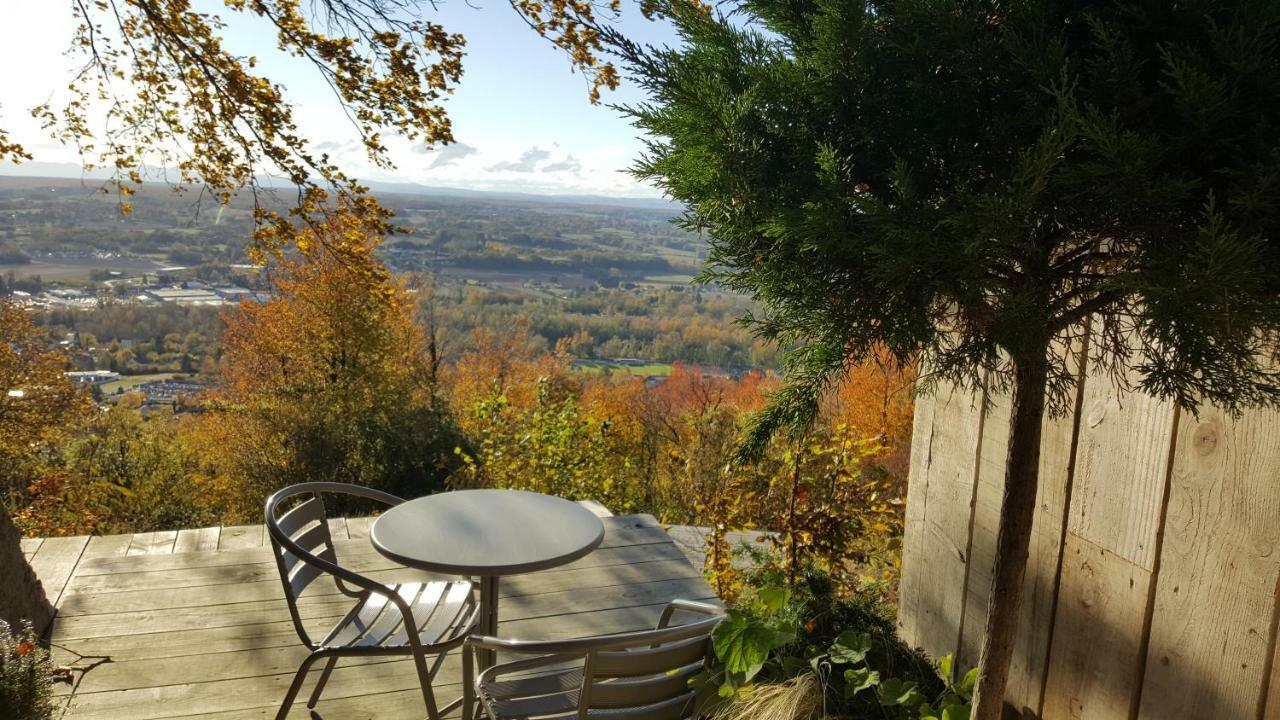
top-left (1067, 375), bottom-right (1175, 571)
top-left (1136, 406), bottom-right (1280, 720)
top-left (896, 380), bottom-right (937, 650)
top-left (218, 524), bottom-right (265, 550)
top-left (174, 527), bottom-right (220, 554)
top-left (1042, 533), bottom-right (1153, 720)
top-left (957, 383), bottom-right (1009, 673)
top-left (84, 535), bottom-right (133, 559)
top-left (1007, 400), bottom-right (1080, 718)
top-left (28, 535), bottom-right (89, 606)
top-left (126, 531), bottom-right (178, 556)
top-left (20, 536), bottom-right (43, 559)
top-left (897, 381), bottom-right (984, 661)
top-left (325, 517), bottom-right (348, 540)
top-left (1010, 338), bottom-right (1088, 718)
top-left (345, 516), bottom-right (373, 539)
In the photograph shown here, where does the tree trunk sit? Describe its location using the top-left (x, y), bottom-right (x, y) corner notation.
top-left (970, 353), bottom-right (1049, 720)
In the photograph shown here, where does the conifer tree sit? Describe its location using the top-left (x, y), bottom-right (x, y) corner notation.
top-left (608, 2), bottom-right (1280, 716)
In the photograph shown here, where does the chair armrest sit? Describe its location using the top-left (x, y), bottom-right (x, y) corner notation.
top-left (658, 599), bottom-right (724, 628)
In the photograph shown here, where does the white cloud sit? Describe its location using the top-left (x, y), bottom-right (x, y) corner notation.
top-left (421, 142), bottom-right (478, 169)
top-left (486, 146), bottom-right (551, 173)
top-left (541, 155), bottom-right (582, 173)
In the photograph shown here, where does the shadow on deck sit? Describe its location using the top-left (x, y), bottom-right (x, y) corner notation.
top-left (26, 511), bottom-right (729, 719)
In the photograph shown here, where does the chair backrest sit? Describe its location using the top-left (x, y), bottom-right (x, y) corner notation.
top-left (264, 482), bottom-right (404, 647)
top-left (576, 615), bottom-right (721, 720)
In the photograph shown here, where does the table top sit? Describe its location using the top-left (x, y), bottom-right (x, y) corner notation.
top-left (370, 489), bottom-right (605, 576)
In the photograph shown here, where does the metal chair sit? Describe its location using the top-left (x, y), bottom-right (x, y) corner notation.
top-left (265, 482), bottom-right (480, 720)
top-left (464, 599), bottom-right (724, 720)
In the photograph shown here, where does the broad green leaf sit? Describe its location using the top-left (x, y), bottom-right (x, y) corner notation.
top-left (877, 678), bottom-right (924, 708)
top-left (843, 667), bottom-right (879, 697)
top-left (960, 667), bottom-right (978, 695)
top-left (758, 586), bottom-right (791, 613)
top-left (711, 610), bottom-right (788, 684)
top-left (877, 678), bottom-right (911, 706)
top-left (937, 654), bottom-right (952, 681)
top-left (942, 702), bottom-right (972, 720)
top-left (829, 631), bottom-right (872, 664)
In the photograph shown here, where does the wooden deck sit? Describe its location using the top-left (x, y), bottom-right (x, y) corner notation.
top-left (27, 512), bottom-right (719, 719)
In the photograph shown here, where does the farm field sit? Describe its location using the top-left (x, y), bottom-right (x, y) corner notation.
top-left (571, 359), bottom-right (674, 376)
top-left (0, 255), bottom-right (161, 282)
top-left (99, 372), bottom-right (179, 395)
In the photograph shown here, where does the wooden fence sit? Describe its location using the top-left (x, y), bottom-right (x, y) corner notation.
top-left (897, 343), bottom-right (1280, 719)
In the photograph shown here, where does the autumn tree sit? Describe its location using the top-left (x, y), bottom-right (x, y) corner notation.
top-left (1, 0), bottom-right (633, 267)
top-left (0, 300), bottom-right (92, 631)
top-left (200, 215), bottom-right (462, 517)
top-left (610, 2), bottom-right (1280, 717)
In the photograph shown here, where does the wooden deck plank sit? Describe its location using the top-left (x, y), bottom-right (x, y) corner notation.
top-left (344, 516), bottom-right (373, 539)
top-left (72, 515), bottom-right (665, 577)
top-left (173, 527), bottom-right (220, 554)
top-left (217, 524), bottom-right (265, 551)
top-left (127, 531), bottom-right (178, 556)
top-left (21, 536), bottom-right (44, 560)
top-left (58, 555), bottom-right (700, 619)
top-left (65, 597), bottom-right (717, 720)
top-left (62, 575), bottom-right (713, 696)
top-left (47, 513), bottom-right (715, 720)
top-left (55, 550), bottom-right (697, 640)
top-left (325, 517), bottom-right (349, 540)
top-left (29, 535), bottom-right (90, 606)
top-left (63, 540), bottom-right (687, 600)
top-left (84, 535), bottom-right (133, 559)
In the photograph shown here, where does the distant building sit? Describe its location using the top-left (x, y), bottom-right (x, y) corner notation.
top-left (144, 287), bottom-right (225, 305)
top-left (67, 370), bottom-right (119, 385)
top-left (135, 379), bottom-right (205, 404)
top-left (211, 286), bottom-right (262, 302)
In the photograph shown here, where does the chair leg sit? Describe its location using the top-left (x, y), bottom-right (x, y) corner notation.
top-left (413, 647), bottom-right (442, 720)
top-left (277, 653), bottom-right (322, 720)
top-left (306, 656), bottom-right (338, 709)
top-left (462, 644), bottom-right (475, 720)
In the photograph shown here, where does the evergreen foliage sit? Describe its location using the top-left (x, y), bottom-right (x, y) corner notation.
top-left (609, 1), bottom-right (1280, 715)
top-left (613, 0), bottom-right (1280, 445)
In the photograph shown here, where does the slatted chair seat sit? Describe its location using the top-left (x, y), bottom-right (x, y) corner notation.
top-left (466, 600), bottom-right (723, 720)
top-left (266, 482), bottom-right (480, 720)
top-left (323, 579), bottom-right (476, 649)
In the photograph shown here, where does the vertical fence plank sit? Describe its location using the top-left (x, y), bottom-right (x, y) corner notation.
top-left (897, 381), bottom-right (985, 661)
top-left (1010, 340), bottom-right (1088, 716)
top-left (898, 378), bottom-right (937, 650)
top-left (1043, 535), bottom-right (1155, 719)
top-left (957, 385), bottom-right (1009, 673)
top-left (1042, 372), bottom-right (1176, 719)
top-left (1136, 407), bottom-right (1280, 719)
top-left (1066, 381), bottom-right (1175, 570)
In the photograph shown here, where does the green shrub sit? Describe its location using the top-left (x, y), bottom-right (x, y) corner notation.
top-left (703, 564), bottom-right (968, 720)
top-left (0, 620), bottom-right (56, 720)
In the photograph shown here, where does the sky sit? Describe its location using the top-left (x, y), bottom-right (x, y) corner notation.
top-left (0, 1), bottom-right (682, 198)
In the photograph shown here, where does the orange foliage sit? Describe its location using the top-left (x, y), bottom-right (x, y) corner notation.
top-left (828, 355), bottom-right (917, 482)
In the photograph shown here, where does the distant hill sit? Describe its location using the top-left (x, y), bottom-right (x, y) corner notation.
top-left (0, 164), bottom-right (679, 212)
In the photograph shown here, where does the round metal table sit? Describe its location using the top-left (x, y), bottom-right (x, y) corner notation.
top-left (370, 489), bottom-right (605, 677)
